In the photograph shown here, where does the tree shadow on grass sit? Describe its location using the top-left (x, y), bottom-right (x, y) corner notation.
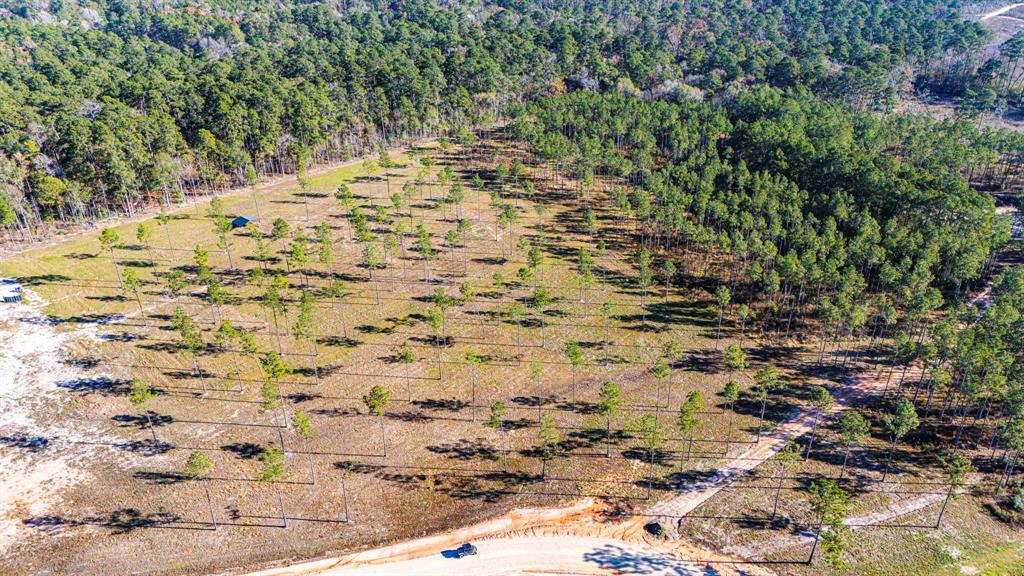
top-left (355, 323), bottom-right (395, 335)
top-left (319, 335), bottom-right (361, 348)
top-left (334, 460), bottom-right (383, 474)
top-left (442, 475), bottom-right (516, 503)
top-left (61, 355), bottom-right (102, 370)
top-left (427, 438), bottom-right (499, 462)
top-left (414, 397), bottom-right (469, 413)
top-left (511, 394), bottom-right (559, 411)
top-left (555, 400), bottom-right (600, 415)
top-left (23, 509), bottom-right (199, 535)
top-left (111, 412), bottom-right (174, 432)
top-left (117, 439), bottom-right (176, 455)
top-left (27, 312), bottom-right (124, 327)
top-left (132, 470), bottom-right (186, 485)
top-left (502, 417), bottom-right (535, 431)
top-left (660, 467), bottom-right (731, 493)
top-left (568, 427), bottom-right (628, 448)
top-left (310, 406), bottom-right (358, 418)
top-left (100, 330), bottom-right (142, 343)
top-left (56, 376), bottom-right (131, 396)
top-left (388, 410), bottom-right (433, 423)
top-left (85, 294), bottom-right (128, 303)
top-left (16, 273), bottom-right (72, 286)
top-left (222, 442), bottom-right (266, 460)
top-left (0, 434), bottom-right (51, 451)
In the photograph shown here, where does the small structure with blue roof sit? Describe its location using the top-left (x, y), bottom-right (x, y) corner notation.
top-left (231, 216), bottom-right (257, 229)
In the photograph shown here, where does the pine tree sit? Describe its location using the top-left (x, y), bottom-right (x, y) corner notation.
top-left (465, 349), bottom-right (485, 422)
top-left (836, 411), bottom-right (870, 480)
top-left (632, 413), bottom-right (667, 499)
top-left (257, 444), bottom-right (288, 528)
top-left (184, 450), bottom-right (217, 530)
top-left (722, 379), bottom-right (740, 455)
top-left (122, 269), bottom-right (146, 325)
top-left (128, 378), bottom-right (158, 443)
top-left (396, 342), bottom-right (416, 401)
top-left (882, 399), bottom-right (920, 481)
top-left (807, 479), bottom-right (850, 569)
top-left (677, 391), bottom-right (703, 467)
top-left (770, 441), bottom-right (800, 522)
top-left (598, 381), bottom-right (622, 457)
top-left (563, 340), bottom-right (584, 408)
top-left (753, 364), bottom-right (779, 440)
top-left (937, 451), bottom-right (974, 526)
top-left (538, 411), bottom-right (560, 480)
top-left (714, 285), bottom-right (731, 342)
top-left (363, 385), bottom-right (391, 457)
top-left (292, 409), bottom-right (316, 485)
top-left (488, 401), bottom-right (509, 471)
top-left (804, 386), bottom-right (834, 458)
top-left (99, 228), bottom-right (122, 288)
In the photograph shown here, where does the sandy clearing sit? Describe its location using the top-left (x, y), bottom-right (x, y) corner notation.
top-left (0, 289), bottom-right (109, 551)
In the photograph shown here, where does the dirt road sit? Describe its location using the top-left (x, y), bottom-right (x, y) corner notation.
top-left (320, 535), bottom-right (723, 575)
top-left (980, 2), bottom-right (1024, 21)
top-left (724, 485), bottom-right (957, 559)
top-left (241, 498), bottom-right (772, 576)
top-left (246, 533), bottom-right (767, 576)
top-left (641, 367), bottom-right (894, 535)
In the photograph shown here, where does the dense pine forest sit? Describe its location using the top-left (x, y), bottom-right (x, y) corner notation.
top-left (5, 0), bottom-right (1024, 233)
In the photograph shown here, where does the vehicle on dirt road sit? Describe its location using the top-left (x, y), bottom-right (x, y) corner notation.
top-left (453, 543), bottom-right (477, 558)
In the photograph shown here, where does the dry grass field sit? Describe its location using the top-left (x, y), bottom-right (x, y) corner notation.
top-left (0, 134), bottom-right (1019, 575)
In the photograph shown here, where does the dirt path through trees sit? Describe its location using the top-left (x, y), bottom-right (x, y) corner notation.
top-left (980, 3), bottom-right (1024, 21)
top-left (724, 488), bottom-right (956, 559)
top-left (638, 367), bottom-right (896, 536)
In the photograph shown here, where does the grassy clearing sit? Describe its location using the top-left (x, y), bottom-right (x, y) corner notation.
top-left (0, 138), bottom-right (781, 575)
top-left (2, 136), bottom-right (1019, 576)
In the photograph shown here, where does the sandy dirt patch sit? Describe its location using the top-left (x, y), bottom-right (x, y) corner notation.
top-left (0, 290), bottom-right (109, 551)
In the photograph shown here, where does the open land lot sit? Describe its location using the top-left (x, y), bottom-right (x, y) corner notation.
top-left (0, 134), bottom-right (1020, 576)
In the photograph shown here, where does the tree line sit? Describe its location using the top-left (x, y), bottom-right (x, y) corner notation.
top-left (0, 0), bottom-right (994, 239)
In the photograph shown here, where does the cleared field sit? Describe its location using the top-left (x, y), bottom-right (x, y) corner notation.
top-left (0, 137), bottom-right (783, 575)
top-left (0, 135), bottom-right (1014, 576)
